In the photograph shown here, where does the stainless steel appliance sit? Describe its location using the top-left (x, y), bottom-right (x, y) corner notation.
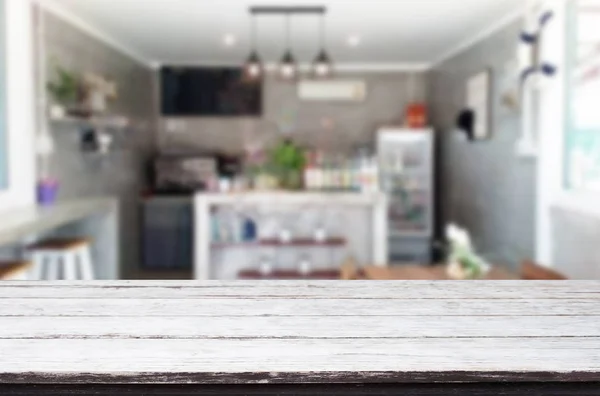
top-left (377, 128), bottom-right (434, 263)
top-left (153, 156), bottom-right (217, 194)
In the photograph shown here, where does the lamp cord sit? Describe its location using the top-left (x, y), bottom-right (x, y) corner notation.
top-left (285, 13), bottom-right (291, 51)
top-left (320, 13), bottom-right (325, 50)
top-left (251, 14), bottom-right (257, 52)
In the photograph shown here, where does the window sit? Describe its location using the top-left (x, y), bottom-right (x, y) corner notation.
top-left (564, 0), bottom-right (600, 192)
top-left (0, 0), bottom-right (35, 210)
top-left (0, 0), bottom-right (6, 190)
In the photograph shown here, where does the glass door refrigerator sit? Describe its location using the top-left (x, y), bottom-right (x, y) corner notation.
top-left (377, 128), bottom-right (434, 264)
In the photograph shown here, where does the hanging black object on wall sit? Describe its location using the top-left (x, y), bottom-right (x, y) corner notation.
top-left (456, 109), bottom-right (475, 141)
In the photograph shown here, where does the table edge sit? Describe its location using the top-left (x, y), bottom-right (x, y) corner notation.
top-left (2, 371), bottom-right (600, 385)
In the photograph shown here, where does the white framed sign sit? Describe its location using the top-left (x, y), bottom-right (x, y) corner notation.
top-left (466, 69), bottom-right (492, 140)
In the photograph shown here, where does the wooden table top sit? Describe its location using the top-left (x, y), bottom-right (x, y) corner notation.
top-left (362, 265), bottom-right (520, 280)
top-left (0, 281), bottom-right (598, 385)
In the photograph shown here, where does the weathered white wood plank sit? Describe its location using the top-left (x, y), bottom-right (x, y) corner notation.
top-left (0, 315), bottom-right (597, 339)
top-left (1, 298), bottom-right (599, 317)
top-left (1, 282), bottom-right (599, 385)
top-left (1, 338), bottom-right (599, 374)
top-left (0, 281), bottom-right (598, 299)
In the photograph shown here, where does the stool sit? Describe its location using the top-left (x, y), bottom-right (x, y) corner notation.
top-left (0, 261), bottom-right (33, 281)
top-left (28, 239), bottom-right (95, 280)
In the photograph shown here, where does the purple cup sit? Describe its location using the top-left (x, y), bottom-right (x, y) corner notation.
top-left (37, 181), bottom-right (59, 206)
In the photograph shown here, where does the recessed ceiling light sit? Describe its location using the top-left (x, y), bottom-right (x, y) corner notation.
top-left (223, 34), bottom-right (237, 47)
top-left (347, 34), bottom-right (361, 47)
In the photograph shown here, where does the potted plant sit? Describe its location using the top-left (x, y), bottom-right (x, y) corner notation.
top-left (47, 65), bottom-right (79, 119)
top-left (269, 139), bottom-right (306, 190)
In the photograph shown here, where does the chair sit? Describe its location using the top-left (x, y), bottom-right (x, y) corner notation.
top-left (28, 238), bottom-right (95, 280)
top-left (520, 260), bottom-right (567, 280)
top-left (0, 261), bottom-right (33, 281)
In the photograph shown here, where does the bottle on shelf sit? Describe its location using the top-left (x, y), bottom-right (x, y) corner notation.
top-left (211, 215), bottom-right (221, 243)
top-left (298, 255), bottom-right (312, 276)
top-left (313, 151), bottom-right (324, 191)
top-left (258, 256), bottom-right (273, 276)
top-left (322, 155), bottom-right (331, 191)
top-left (230, 213), bottom-right (243, 243)
top-left (314, 223), bottom-right (327, 242)
top-left (219, 216), bottom-right (231, 243)
top-left (303, 150), bottom-right (316, 190)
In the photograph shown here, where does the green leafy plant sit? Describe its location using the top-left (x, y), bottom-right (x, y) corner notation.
top-left (268, 139), bottom-right (306, 190)
top-left (47, 66), bottom-right (79, 105)
top-left (270, 139), bottom-right (306, 170)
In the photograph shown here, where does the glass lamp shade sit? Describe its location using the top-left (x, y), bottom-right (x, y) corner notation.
top-left (313, 49), bottom-right (333, 78)
top-left (279, 50), bottom-right (297, 80)
top-left (243, 51), bottom-right (263, 80)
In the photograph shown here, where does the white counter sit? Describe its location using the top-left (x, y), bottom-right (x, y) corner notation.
top-left (0, 198), bottom-right (119, 280)
top-left (194, 192), bottom-right (388, 280)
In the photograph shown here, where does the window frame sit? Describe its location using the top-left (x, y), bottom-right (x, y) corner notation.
top-left (536, 0), bottom-right (600, 264)
top-left (0, 0), bottom-right (35, 212)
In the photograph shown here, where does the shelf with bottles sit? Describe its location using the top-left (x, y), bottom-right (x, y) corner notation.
top-left (389, 188), bottom-right (429, 203)
top-left (210, 205), bottom-right (347, 251)
top-left (389, 207), bottom-right (429, 234)
top-left (212, 237), bottom-right (346, 249)
top-left (388, 190), bottom-right (429, 230)
top-left (380, 168), bottom-right (430, 178)
top-left (303, 149), bottom-right (380, 194)
top-left (237, 248), bottom-right (346, 280)
top-left (238, 269), bottom-right (340, 280)
top-left (383, 175), bottom-right (430, 193)
top-left (379, 140), bottom-right (430, 170)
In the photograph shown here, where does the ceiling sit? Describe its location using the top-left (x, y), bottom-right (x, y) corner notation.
top-left (41, 0), bottom-right (524, 68)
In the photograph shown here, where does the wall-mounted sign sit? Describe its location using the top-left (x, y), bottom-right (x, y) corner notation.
top-left (466, 69), bottom-right (492, 141)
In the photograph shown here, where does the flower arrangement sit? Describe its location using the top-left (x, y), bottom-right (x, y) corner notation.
top-left (445, 224), bottom-right (490, 280)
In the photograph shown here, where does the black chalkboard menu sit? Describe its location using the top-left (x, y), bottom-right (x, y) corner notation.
top-left (160, 67), bottom-right (262, 117)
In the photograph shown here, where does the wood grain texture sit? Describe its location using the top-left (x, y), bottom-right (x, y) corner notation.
top-left (0, 281), bottom-right (598, 298)
top-left (0, 282), bottom-right (598, 385)
top-left (3, 383), bottom-right (600, 395)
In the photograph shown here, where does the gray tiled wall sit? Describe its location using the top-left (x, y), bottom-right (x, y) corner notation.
top-left (552, 208), bottom-right (600, 279)
top-left (427, 19), bottom-right (536, 268)
top-left (40, 9), bottom-right (157, 278)
top-left (158, 73), bottom-right (427, 154)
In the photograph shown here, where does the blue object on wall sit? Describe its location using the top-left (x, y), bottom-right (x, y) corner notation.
top-left (243, 217), bottom-right (257, 242)
top-left (0, 0), bottom-right (7, 190)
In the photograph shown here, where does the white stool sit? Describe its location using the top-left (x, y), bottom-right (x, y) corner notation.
top-left (0, 261), bottom-right (33, 281)
top-left (28, 239), bottom-right (95, 280)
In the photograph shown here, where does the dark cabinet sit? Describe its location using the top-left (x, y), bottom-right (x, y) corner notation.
top-left (142, 197), bottom-right (193, 271)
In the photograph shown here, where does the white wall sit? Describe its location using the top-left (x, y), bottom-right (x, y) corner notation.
top-left (0, 0), bottom-right (36, 211)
